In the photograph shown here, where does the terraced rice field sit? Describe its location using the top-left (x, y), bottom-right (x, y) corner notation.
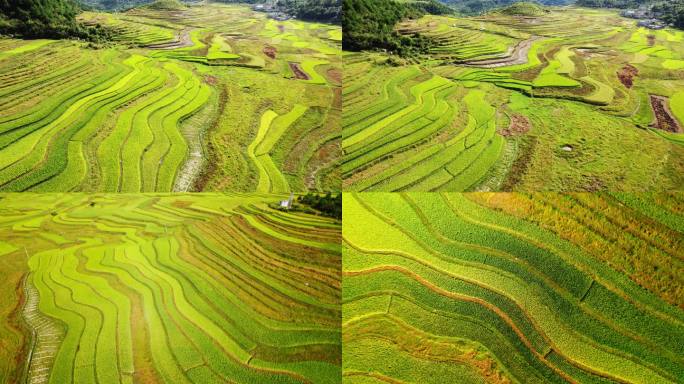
top-left (0, 193), bottom-right (341, 383)
top-left (343, 7), bottom-right (684, 191)
top-left (0, 3), bottom-right (341, 192)
top-left (343, 192), bottom-right (684, 383)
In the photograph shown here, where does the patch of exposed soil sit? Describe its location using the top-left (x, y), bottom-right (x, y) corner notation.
top-left (289, 62), bottom-right (310, 80)
top-left (647, 34), bottom-right (656, 47)
top-left (617, 64), bottom-right (638, 88)
top-left (263, 45), bottom-right (277, 59)
top-left (650, 95), bottom-right (683, 133)
top-left (581, 174), bottom-right (606, 192)
top-left (499, 114), bottom-right (531, 137)
top-left (277, 24), bottom-right (285, 33)
top-left (463, 36), bottom-right (543, 68)
top-left (326, 68), bottom-right (342, 84)
top-left (204, 75), bottom-right (218, 85)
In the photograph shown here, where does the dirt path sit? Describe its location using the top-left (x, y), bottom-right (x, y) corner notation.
top-left (289, 62), bottom-right (310, 80)
top-left (650, 95), bottom-right (683, 133)
top-left (22, 276), bottom-right (64, 384)
top-left (463, 36), bottom-right (543, 68)
top-left (147, 28), bottom-right (193, 49)
top-left (173, 84), bottom-right (217, 192)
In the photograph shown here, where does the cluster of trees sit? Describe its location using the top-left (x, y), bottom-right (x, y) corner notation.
top-left (298, 193), bottom-right (341, 220)
top-left (343, 0), bottom-right (450, 57)
top-left (277, 0), bottom-right (341, 23)
top-left (655, 1), bottom-right (684, 28)
top-left (0, 0), bottom-right (111, 39)
top-left (576, 0), bottom-right (684, 28)
top-left (439, 0), bottom-right (567, 15)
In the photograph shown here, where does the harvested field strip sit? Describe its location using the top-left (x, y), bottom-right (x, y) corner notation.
top-left (0, 194), bottom-right (341, 384)
top-left (343, 193), bottom-right (684, 384)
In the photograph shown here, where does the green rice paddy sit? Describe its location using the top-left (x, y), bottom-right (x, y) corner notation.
top-left (0, 3), bottom-right (341, 192)
top-left (0, 193), bottom-right (341, 383)
top-left (343, 192), bottom-right (684, 383)
top-left (343, 7), bottom-right (684, 191)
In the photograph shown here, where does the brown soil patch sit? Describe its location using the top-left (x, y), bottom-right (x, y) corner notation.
top-left (332, 87), bottom-right (341, 110)
top-left (326, 68), bottom-right (342, 85)
top-left (647, 34), bottom-right (656, 47)
top-left (499, 114), bottom-right (530, 137)
top-left (650, 95), bottom-right (683, 133)
top-left (617, 64), bottom-right (638, 88)
top-left (204, 75), bottom-right (218, 85)
top-left (262, 45), bottom-right (277, 59)
top-left (289, 62), bottom-right (310, 80)
top-left (277, 24), bottom-right (285, 33)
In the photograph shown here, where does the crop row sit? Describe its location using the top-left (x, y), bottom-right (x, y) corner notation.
top-left (343, 193), bottom-right (684, 383)
top-left (0, 194), bottom-right (341, 383)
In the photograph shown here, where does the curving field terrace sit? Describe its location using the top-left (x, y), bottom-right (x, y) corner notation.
top-left (0, 3), bottom-right (341, 192)
top-left (344, 7), bottom-right (684, 191)
top-left (0, 193), bottom-right (341, 383)
top-left (342, 192), bottom-right (684, 383)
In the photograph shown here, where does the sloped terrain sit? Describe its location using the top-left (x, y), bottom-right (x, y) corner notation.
top-left (0, 3), bottom-right (341, 192)
top-left (0, 193), bottom-right (341, 383)
top-left (343, 7), bottom-right (684, 191)
top-left (343, 192), bottom-right (684, 383)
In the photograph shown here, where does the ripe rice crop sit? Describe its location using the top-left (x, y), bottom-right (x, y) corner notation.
top-left (0, 193), bottom-right (341, 383)
top-left (343, 192), bottom-right (684, 383)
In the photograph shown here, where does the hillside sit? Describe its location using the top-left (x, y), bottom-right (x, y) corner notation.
top-left (0, 193), bottom-right (342, 383)
top-left (342, 6), bottom-right (684, 191)
top-left (438, 0), bottom-right (570, 15)
top-left (577, 0), bottom-right (684, 28)
top-left (343, 192), bottom-right (684, 383)
top-left (0, 3), bottom-right (341, 192)
top-left (342, 0), bottom-right (451, 56)
top-left (495, 1), bottom-right (547, 16)
top-left (0, 0), bottom-right (106, 38)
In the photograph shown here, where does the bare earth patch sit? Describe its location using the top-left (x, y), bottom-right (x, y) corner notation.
top-left (650, 95), bottom-right (683, 133)
top-left (263, 45), bottom-right (277, 59)
top-left (147, 28), bottom-right (193, 49)
top-left (617, 64), bottom-right (638, 88)
top-left (647, 34), bottom-right (656, 47)
top-left (326, 68), bottom-right (342, 84)
top-left (289, 62), bottom-right (310, 80)
top-left (499, 114), bottom-right (531, 137)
